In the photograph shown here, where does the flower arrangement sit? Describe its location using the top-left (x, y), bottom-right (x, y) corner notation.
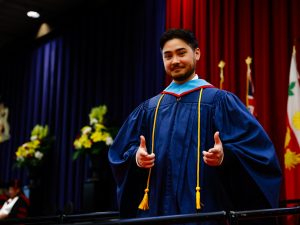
top-left (15, 124), bottom-right (54, 168)
top-left (73, 105), bottom-right (114, 160)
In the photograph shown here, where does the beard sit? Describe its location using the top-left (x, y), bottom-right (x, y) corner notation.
top-left (171, 66), bottom-right (195, 82)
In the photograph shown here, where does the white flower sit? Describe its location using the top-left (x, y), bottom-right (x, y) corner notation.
top-left (82, 126), bottom-right (92, 134)
top-left (105, 136), bottom-right (113, 146)
top-left (90, 118), bottom-right (98, 125)
top-left (34, 151), bottom-right (44, 160)
top-left (30, 135), bottom-right (38, 141)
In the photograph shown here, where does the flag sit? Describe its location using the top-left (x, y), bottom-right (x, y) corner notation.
top-left (245, 57), bottom-right (256, 116)
top-left (218, 60), bottom-right (225, 90)
top-left (284, 46), bottom-right (300, 202)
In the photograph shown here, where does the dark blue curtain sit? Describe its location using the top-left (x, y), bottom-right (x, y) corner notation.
top-left (0, 0), bottom-right (165, 215)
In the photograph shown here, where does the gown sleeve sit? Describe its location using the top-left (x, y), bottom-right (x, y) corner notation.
top-left (213, 90), bottom-right (282, 209)
top-left (108, 103), bottom-right (148, 217)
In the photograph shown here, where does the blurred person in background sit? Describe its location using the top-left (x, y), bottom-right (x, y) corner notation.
top-left (0, 179), bottom-right (29, 220)
top-left (0, 181), bottom-right (8, 208)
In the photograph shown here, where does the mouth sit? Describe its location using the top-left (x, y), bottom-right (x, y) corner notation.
top-left (172, 66), bottom-right (183, 72)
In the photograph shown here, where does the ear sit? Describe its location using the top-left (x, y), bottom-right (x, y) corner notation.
top-left (194, 48), bottom-right (201, 60)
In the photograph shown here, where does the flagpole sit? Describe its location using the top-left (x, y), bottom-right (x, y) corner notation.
top-left (218, 60), bottom-right (225, 90)
top-left (245, 56), bottom-right (252, 106)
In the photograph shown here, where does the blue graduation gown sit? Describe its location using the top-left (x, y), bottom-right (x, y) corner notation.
top-left (108, 82), bottom-right (282, 223)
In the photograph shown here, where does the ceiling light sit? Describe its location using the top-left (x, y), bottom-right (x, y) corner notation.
top-left (27, 11), bottom-right (40, 19)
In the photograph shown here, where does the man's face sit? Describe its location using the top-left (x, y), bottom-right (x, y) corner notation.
top-left (8, 187), bottom-right (19, 198)
top-left (162, 38), bottom-right (200, 84)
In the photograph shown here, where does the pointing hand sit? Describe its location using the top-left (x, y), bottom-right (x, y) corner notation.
top-left (136, 135), bottom-right (155, 168)
top-left (202, 131), bottom-right (224, 166)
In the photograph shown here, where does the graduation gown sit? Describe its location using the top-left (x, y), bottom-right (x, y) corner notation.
top-left (108, 79), bottom-right (282, 224)
top-left (8, 193), bottom-right (30, 219)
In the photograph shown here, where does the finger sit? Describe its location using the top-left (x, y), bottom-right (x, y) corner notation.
top-left (145, 153), bottom-right (155, 159)
top-left (203, 157), bottom-right (216, 163)
top-left (203, 151), bottom-right (223, 166)
top-left (143, 163), bottom-right (155, 168)
top-left (139, 158), bottom-right (155, 168)
top-left (202, 151), bottom-right (210, 157)
top-left (203, 157), bottom-right (219, 166)
top-left (208, 148), bottom-right (220, 154)
top-left (202, 150), bottom-right (216, 158)
top-left (140, 151), bottom-right (155, 159)
top-left (143, 154), bottom-right (155, 162)
top-left (140, 135), bottom-right (146, 148)
top-left (143, 158), bottom-right (155, 165)
top-left (214, 131), bottom-right (222, 145)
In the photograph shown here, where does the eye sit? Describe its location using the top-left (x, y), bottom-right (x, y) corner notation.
top-left (178, 51), bottom-right (186, 56)
top-left (164, 54), bottom-right (172, 60)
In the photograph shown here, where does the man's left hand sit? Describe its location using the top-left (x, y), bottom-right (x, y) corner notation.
top-left (202, 131), bottom-right (224, 166)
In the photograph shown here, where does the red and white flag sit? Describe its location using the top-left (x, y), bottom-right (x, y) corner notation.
top-left (284, 46), bottom-right (300, 202)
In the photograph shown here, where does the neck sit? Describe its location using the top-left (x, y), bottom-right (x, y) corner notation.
top-left (173, 73), bottom-right (197, 84)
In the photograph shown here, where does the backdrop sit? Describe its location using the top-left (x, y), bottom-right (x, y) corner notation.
top-left (0, 0), bottom-right (165, 215)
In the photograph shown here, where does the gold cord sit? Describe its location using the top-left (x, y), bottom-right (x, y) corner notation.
top-left (196, 88), bottom-right (203, 209)
top-left (138, 89), bottom-right (203, 211)
top-left (138, 94), bottom-right (165, 210)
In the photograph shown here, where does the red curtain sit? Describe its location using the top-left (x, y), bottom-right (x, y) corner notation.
top-left (166, 0), bottom-right (300, 201)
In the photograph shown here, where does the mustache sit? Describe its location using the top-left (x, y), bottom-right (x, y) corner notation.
top-left (171, 64), bottom-right (184, 70)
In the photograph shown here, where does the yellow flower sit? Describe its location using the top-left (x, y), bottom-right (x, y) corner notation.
top-left (90, 131), bottom-right (102, 142)
top-left (78, 134), bottom-right (92, 149)
top-left (30, 139), bottom-right (41, 149)
top-left (16, 145), bottom-right (26, 158)
top-left (15, 139), bottom-right (40, 160)
top-left (31, 124), bottom-right (49, 140)
top-left (73, 105), bottom-right (115, 160)
top-left (89, 105), bottom-right (107, 124)
top-left (73, 139), bottom-right (82, 149)
top-left (15, 124), bottom-right (53, 168)
top-left (94, 123), bottom-right (105, 131)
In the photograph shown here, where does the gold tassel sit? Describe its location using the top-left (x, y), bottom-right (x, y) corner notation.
top-left (196, 89), bottom-right (203, 210)
top-left (138, 188), bottom-right (149, 210)
top-left (196, 186), bottom-right (201, 210)
top-left (137, 94), bottom-right (164, 211)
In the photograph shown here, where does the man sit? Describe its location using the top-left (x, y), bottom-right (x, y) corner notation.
top-left (0, 180), bottom-right (30, 220)
top-left (108, 29), bottom-right (282, 224)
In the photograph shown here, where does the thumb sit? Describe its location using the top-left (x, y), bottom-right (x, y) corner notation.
top-left (214, 131), bottom-right (222, 146)
top-left (139, 135), bottom-right (146, 149)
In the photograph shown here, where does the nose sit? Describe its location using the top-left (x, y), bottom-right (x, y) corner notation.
top-left (171, 55), bottom-right (180, 64)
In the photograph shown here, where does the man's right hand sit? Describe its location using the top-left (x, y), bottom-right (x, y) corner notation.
top-left (136, 135), bottom-right (155, 168)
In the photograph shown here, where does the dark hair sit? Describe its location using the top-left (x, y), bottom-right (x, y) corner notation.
top-left (160, 28), bottom-right (199, 50)
top-left (8, 179), bottom-right (22, 189)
